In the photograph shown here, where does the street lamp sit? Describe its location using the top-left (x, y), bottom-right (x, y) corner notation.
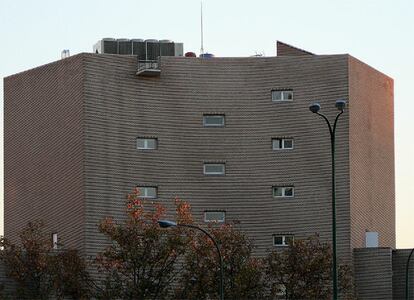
top-left (309, 99), bottom-right (346, 300)
top-left (406, 248), bottom-right (414, 300)
top-left (158, 220), bottom-right (224, 300)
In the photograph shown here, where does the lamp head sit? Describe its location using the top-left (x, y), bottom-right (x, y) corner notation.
top-left (309, 103), bottom-right (321, 114)
top-left (335, 100), bottom-right (346, 111)
top-left (158, 220), bottom-right (177, 228)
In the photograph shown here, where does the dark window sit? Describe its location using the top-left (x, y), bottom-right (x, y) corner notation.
top-left (204, 163), bottom-right (225, 175)
top-left (273, 186), bottom-right (294, 198)
top-left (272, 90), bottom-right (293, 102)
top-left (272, 138), bottom-right (294, 150)
top-left (203, 115), bottom-right (225, 127)
top-left (204, 211), bottom-right (225, 223)
top-left (273, 234), bottom-right (294, 246)
top-left (137, 138), bottom-right (158, 150)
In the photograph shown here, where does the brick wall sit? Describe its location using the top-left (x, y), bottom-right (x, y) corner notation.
top-left (354, 247), bottom-right (393, 299)
top-left (4, 54), bottom-right (85, 252)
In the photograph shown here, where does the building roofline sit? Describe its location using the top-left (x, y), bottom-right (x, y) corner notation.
top-left (4, 51), bottom-right (392, 82)
top-left (276, 41), bottom-right (315, 56)
top-left (4, 53), bottom-right (88, 80)
top-left (348, 54), bottom-right (393, 81)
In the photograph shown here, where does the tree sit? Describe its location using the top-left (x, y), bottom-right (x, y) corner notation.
top-left (175, 223), bottom-right (266, 300)
top-left (0, 221), bottom-right (90, 300)
top-left (264, 235), bottom-right (355, 300)
top-left (95, 189), bottom-right (192, 300)
top-left (50, 249), bottom-right (91, 299)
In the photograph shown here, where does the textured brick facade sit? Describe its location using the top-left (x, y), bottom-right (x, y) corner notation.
top-left (4, 45), bottom-right (394, 269)
top-left (4, 56), bottom-right (85, 252)
top-left (354, 248), bottom-right (394, 299)
top-left (276, 40), bottom-right (314, 56)
top-left (80, 53), bottom-right (354, 260)
top-left (349, 57), bottom-right (395, 249)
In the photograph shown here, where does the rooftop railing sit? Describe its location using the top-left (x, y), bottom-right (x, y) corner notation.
top-left (136, 59), bottom-right (161, 77)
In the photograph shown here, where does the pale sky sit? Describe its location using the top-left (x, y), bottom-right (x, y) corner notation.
top-left (1, 0), bottom-right (413, 248)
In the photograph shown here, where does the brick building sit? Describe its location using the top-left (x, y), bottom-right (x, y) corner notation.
top-left (3, 40), bottom-right (409, 298)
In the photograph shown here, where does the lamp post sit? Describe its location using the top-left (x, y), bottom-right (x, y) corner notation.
top-left (309, 99), bottom-right (346, 300)
top-left (158, 220), bottom-right (224, 300)
top-left (406, 248), bottom-right (414, 300)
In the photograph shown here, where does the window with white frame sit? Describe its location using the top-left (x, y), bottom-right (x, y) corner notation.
top-left (273, 234), bottom-right (294, 246)
top-left (52, 233), bottom-right (58, 250)
top-left (137, 186), bottom-right (157, 198)
top-left (271, 90), bottom-right (293, 102)
top-left (203, 114), bottom-right (225, 127)
top-left (137, 137), bottom-right (157, 150)
top-left (204, 211), bottom-right (225, 223)
top-left (203, 163), bottom-right (225, 175)
top-left (273, 186), bottom-right (294, 198)
top-left (272, 138), bottom-right (294, 150)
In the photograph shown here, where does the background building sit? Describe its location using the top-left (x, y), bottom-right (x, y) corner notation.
top-left (4, 41), bottom-right (403, 298)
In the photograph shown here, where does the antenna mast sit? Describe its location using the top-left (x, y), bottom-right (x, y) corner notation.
top-left (200, 1), bottom-right (204, 56)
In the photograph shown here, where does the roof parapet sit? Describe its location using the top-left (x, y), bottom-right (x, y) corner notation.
top-left (276, 41), bottom-right (314, 56)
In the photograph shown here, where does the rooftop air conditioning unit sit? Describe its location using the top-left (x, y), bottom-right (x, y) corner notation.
top-left (93, 38), bottom-right (118, 54)
top-left (132, 39), bottom-right (146, 60)
top-left (160, 40), bottom-right (175, 56)
top-left (117, 38), bottom-right (132, 55)
top-left (174, 43), bottom-right (184, 57)
top-left (145, 39), bottom-right (160, 60)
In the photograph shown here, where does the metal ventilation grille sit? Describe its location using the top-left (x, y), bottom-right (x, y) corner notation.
top-left (118, 39), bottom-right (132, 55)
top-left (145, 40), bottom-right (160, 60)
top-left (160, 41), bottom-right (175, 56)
top-left (103, 40), bottom-right (118, 54)
top-left (94, 38), bottom-right (183, 58)
top-left (132, 40), bottom-right (146, 60)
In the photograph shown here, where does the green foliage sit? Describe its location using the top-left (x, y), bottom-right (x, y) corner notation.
top-left (0, 221), bottom-right (90, 300)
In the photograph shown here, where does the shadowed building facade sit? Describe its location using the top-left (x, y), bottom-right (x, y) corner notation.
top-left (4, 41), bottom-right (399, 298)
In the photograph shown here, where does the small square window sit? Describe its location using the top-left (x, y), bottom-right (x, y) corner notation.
top-left (283, 139), bottom-right (293, 149)
top-left (272, 91), bottom-right (282, 101)
top-left (273, 187), bottom-right (283, 197)
top-left (204, 211), bottom-right (225, 223)
top-left (272, 138), bottom-right (294, 150)
top-left (271, 90), bottom-right (293, 102)
top-left (284, 187), bottom-right (294, 197)
top-left (273, 234), bottom-right (294, 246)
top-left (137, 186), bottom-right (157, 198)
top-left (283, 91), bottom-right (293, 100)
top-left (273, 186), bottom-right (294, 198)
top-left (272, 139), bottom-right (283, 150)
top-left (137, 138), bottom-right (157, 150)
top-left (204, 163), bottom-right (225, 175)
top-left (203, 115), bottom-right (225, 127)
top-left (273, 236), bottom-right (283, 245)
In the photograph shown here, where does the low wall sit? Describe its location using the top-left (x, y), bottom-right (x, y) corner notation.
top-left (353, 247), bottom-right (393, 299)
